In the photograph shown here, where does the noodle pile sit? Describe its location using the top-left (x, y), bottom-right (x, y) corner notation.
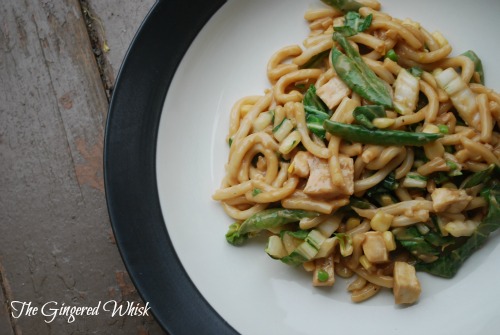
top-left (213, 0), bottom-right (500, 304)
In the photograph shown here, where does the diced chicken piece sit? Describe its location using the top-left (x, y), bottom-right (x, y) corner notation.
top-left (393, 262), bottom-right (421, 304)
top-left (338, 154), bottom-right (354, 195)
top-left (291, 151), bottom-right (353, 198)
top-left (316, 76), bottom-right (351, 110)
top-left (362, 232), bottom-right (388, 264)
top-left (304, 157), bottom-right (335, 196)
top-left (291, 151), bottom-right (311, 178)
top-left (313, 254), bottom-right (335, 287)
top-left (444, 220), bottom-right (480, 237)
top-left (431, 188), bottom-right (473, 213)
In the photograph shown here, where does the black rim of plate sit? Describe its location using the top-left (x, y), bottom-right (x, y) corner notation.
top-left (103, 0), bottom-right (237, 334)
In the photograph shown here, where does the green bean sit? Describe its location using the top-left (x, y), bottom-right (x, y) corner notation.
top-left (323, 120), bottom-right (443, 146)
top-left (331, 33), bottom-right (393, 108)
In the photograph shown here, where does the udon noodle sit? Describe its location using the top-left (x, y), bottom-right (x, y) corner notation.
top-left (213, 0), bottom-right (500, 304)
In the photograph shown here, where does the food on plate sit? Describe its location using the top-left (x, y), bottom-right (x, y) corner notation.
top-left (213, 0), bottom-right (500, 304)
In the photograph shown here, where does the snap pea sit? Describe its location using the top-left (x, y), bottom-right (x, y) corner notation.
top-left (461, 50), bottom-right (484, 84)
top-left (352, 105), bottom-right (386, 129)
top-left (331, 33), bottom-right (393, 108)
top-left (225, 208), bottom-right (320, 245)
top-left (321, 0), bottom-right (363, 13)
top-left (323, 120), bottom-right (443, 146)
top-left (303, 85), bottom-right (331, 138)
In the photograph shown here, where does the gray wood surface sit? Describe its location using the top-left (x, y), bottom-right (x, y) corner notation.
top-left (0, 0), bottom-right (163, 334)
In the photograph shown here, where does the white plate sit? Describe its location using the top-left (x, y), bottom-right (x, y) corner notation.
top-left (157, 1), bottom-right (500, 334)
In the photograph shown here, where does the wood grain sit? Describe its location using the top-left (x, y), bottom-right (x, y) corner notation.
top-left (0, 0), bottom-right (163, 333)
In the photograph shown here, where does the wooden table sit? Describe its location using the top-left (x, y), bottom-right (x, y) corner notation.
top-left (0, 0), bottom-right (166, 333)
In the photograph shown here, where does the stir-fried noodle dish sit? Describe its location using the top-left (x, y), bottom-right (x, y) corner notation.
top-left (212, 0), bottom-right (500, 304)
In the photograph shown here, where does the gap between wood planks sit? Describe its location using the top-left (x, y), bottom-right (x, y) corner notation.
top-left (78, 0), bottom-right (114, 101)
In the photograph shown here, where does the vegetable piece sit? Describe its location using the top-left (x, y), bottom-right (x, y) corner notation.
top-left (460, 164), bottom-right (496, 189)
top-left (385, 49), bottom-right (398, 62)
top-left (393, 262), bottom-right (421, 304)
top-left (303, 85), bottom-right (331, 139)
top-left (273, 118), bottom-right (294, 142)
top-left (382, 231), bottom-right (397, 251)
top-left (225, 208), bottom-right (320, 245)
top-left (370, 210), bottom-right (393, 232)
top-left (352, 105), bottom-right (386, 129)
top-left (313, 255), bottom-right (335, 286)
top-left (434, 68), bottom-right (479, 129)
top-left (334, 12), bottom-right (373, 37)
top-left (336, 233), bottom-right (354, 257)
top-left (321, 0), bottom-right (364, 13)
top-left (266, 236), bottom-right (287, 259)
top-left (394, 226), bottom-right (440, 263)
top-left (331, 33), bottom-right (393, 108)
top-left (408, 67), bottom-right (423, 78)
top-left (253, 111), bottom-right (274, 132)
top-left (281, 229), bottom-right (326, 266)
top-left (323, 120), bottom-right (443, 146)
top-left (416, 185), bottom-right (500, 278)
top-left (301, 50), bottom-right (330, 69)
top-left (278, 130), bottom-right (301, 154)
top-left (461, 50), bottom-right (484, 84)
top-left (402, 172), bottom-right (427, 188)
top-left (315, 237), bottom-right (338, 258)
top-left (393, 69), bottom-right (420, 115)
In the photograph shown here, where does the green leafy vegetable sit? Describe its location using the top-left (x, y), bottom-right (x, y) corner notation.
top-left (301, 50), bottom-right (329, 69)
top-left (281, 229), bottom-right (309, 240)
top-left (225, 208), bottom-right (320, 246)
top-left (394, 226), bottom-right (441, 262)
top-left (321, 0), bottom-right (364, 13)
top-left (331, 33), bottom-right (393, 108)
top-left (416, 185), bottom-right (500, 278)
top-left (460, 164), bottom-right (496, 189)
top-left (334, 12), bottom-right (373, 37)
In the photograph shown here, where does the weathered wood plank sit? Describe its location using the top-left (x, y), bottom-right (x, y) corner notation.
top-left (83, 0), bottom-right (156, 97)
top-left (0, 0), bottom-right (163, 333)
top-left (0, 261), bottom-right (15, 335)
